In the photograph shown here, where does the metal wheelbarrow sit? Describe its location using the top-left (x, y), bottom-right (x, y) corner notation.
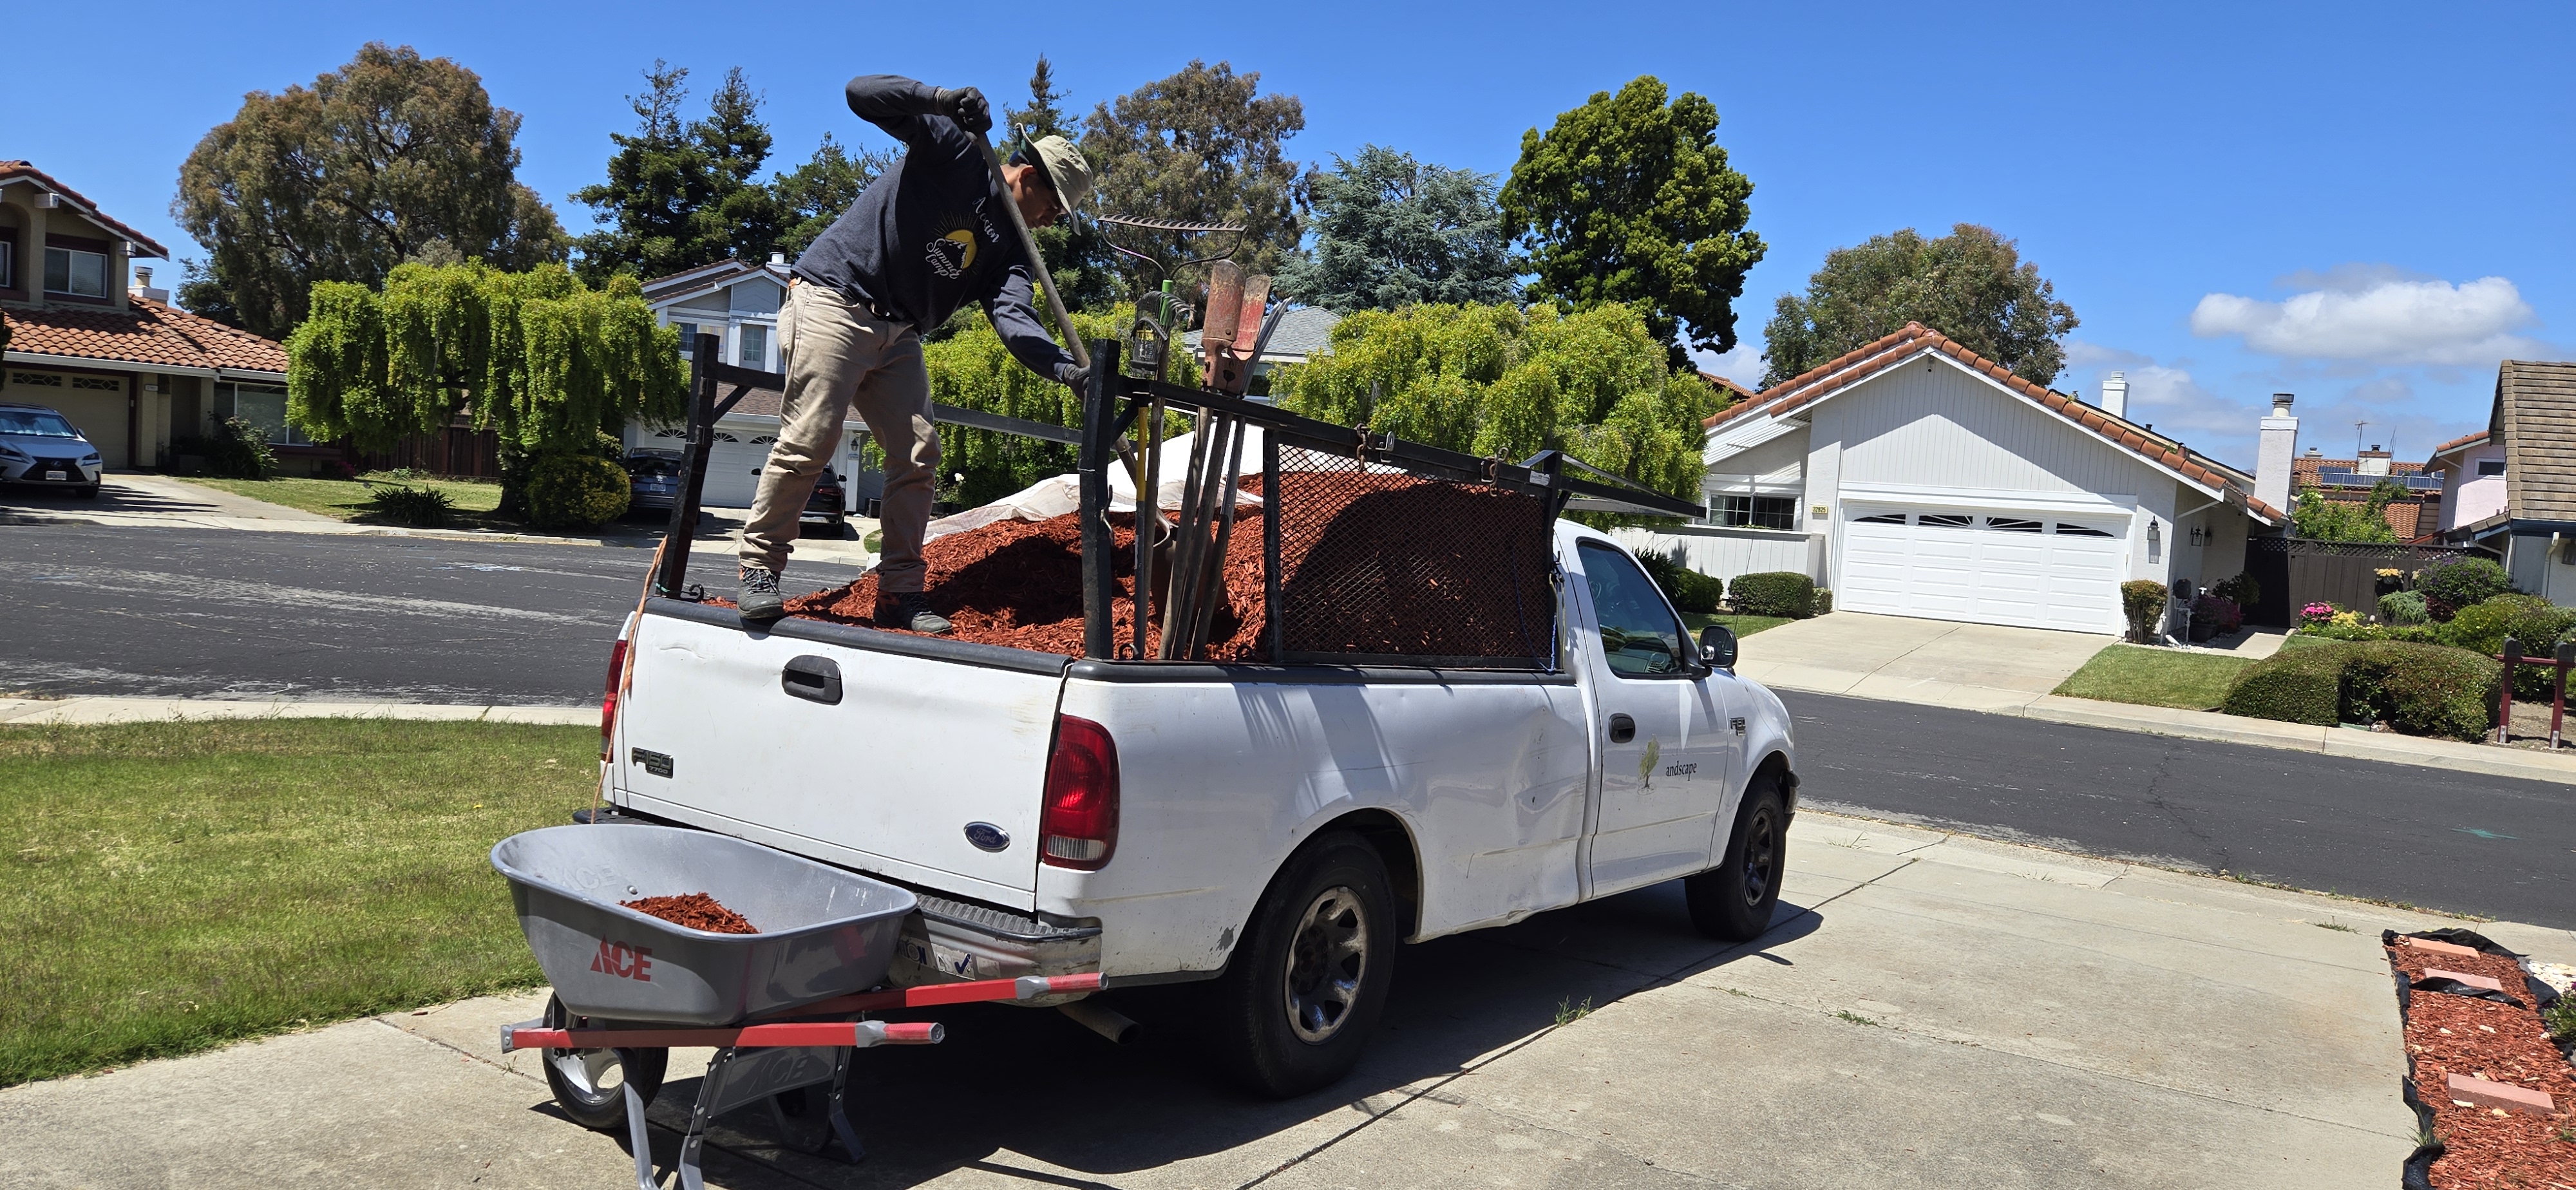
top-left (491, 824), bottom-right (1099, 1190)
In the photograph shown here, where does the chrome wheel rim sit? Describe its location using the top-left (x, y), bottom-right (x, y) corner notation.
top-left (1283, 884), bottom-right (1368, 1044)
top-left (1741, 809), bottom-right (1778, 906)
top-left (548, 1045), bottom-right (627, 1107)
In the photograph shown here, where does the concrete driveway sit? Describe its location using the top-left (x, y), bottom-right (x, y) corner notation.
top-left (1736, 612), bottom-right (2115, 712)
top-left (5, 808), bottom-right (2527, 1190)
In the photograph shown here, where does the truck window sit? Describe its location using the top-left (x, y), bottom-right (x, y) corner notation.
top-left (1578, 542), bottom-right (1687, 677)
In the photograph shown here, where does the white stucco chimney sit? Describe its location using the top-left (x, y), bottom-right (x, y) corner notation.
top-left (2256, 393), bottom-right (2298, 511)
top-left (2356, 446), bottom-right (2391, 477)
top-left (2099, 372), bottom-right (2129, 419)
top-left (130, 266), bottom-right (168, 303)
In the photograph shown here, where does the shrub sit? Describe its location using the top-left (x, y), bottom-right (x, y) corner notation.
top-left (2416, 556), bottom-right (2512, 614)
top-left (366, 484), bottom-right (454, 527)
top-left (2222, 642), bottom-right (2351, 725)
top-left (2439, 594), bottom-right (2576, 698)
top-left (1814, 588), bottom-right (1833, 615)
top-left (523, 453), bottom-right (631, 528)
top-left (2193, 594), bottom-right (2243, 635)
top-left (178, 417), bottom-right (278, 480)
top-left (1730, 571), bottom-right (1816, 619)
top-left (2121, 580), bottom-right (2169, 642)
top-left (2210, 572), bottom-right (2260, 607)
top-left (2378, 590), bottom-right (2429, 626)
top-left (1633, 547), bottom-right (1722, 614)
top-left (2342, 641), bottom-right (2501, 742)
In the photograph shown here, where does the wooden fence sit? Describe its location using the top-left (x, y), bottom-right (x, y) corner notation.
top-left (340, 418), bottom-right (504, 480)
top-left (2244, 536), bottom-right (2473, 627)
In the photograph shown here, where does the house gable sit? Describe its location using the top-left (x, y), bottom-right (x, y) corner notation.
top-left (1814, 354), bottom-right (2168, 502)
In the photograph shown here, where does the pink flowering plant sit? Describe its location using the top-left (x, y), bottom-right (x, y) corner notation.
top-left (2298, 601), bottom-right (2337, 625)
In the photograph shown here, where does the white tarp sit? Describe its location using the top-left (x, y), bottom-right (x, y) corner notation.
top-left (923, 427), bottom-right (1265, 541)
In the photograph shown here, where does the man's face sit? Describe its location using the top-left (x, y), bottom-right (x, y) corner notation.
top-left (1007, 163), bottom-right (1065, 228)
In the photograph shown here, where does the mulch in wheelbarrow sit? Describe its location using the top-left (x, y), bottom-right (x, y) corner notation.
top-left (2382, 932), bottom-right (2575, 1187)
top-left (622, 892), bottom-right (757, 934)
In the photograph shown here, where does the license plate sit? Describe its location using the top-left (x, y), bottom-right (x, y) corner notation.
top-left (43, 470), bottom-right (67, 481)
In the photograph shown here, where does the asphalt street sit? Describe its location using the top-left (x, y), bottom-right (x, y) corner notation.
top-left (6, 522), bottom-right (2569, 927)
top-left (1783, 690), bottom-right (2576, 929)
top-left (1, 525), bottom-right (864, 703)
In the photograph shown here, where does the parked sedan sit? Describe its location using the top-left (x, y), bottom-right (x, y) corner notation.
top-left (621, 449), bottom-right (847, 534)
top-left (0, 402), bottom-right (104, 497)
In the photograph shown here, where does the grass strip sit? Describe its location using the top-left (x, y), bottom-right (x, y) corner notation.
top-left (2052, 644), bottom-right (2257, 710)
top-left (1683, 612), bottom-right (1793, 639)
top-left (0, 719), bottom-right (596, 1086)
top-left (181, 473), bottom-right (504, 524)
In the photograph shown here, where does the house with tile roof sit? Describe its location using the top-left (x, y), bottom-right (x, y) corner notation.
top-left (2423, 430), bottom-right (2505, 537)
top-left (2283, 444), bottom-right (2442, 540)
top-left (1, 162), bottom-right (299, 471)
top-left (1628, 323), bottom-right (2284, 636)
top-left (2434, 360), bottom-right (2576, 605)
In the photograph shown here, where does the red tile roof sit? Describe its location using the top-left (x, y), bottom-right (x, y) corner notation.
top-left (2427, 430), bottom-right (2490, 464)
top-left (4, 296), bottom-right (288, 375)
top-left (2292, 454), bottom-right (2425, 488)
top-left (1697, 370), bottom-right (1758, 402)
top-left (0, 162), bottom-right (171, 259)
top-left (1704, 322), bottom-right (2284, 524)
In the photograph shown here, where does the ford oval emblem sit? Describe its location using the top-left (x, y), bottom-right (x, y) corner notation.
top-left (963, 822), bottom-right (1010, 853)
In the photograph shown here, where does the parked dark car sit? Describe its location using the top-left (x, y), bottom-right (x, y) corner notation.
top-left (0, 402), bottom-right (104, 497)
top-left (621, 449), bottom-right (846, 534)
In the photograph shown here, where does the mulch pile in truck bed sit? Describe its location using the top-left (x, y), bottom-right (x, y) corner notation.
top-left (769, 471), bottom-right (1549, 662)
top-left (621, 892), bottom-right (758, 934)
top-left (2383, 936), bottom-right (2575, 1187)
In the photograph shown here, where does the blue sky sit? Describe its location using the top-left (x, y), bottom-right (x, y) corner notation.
top-left (10, 1), bottom-right (2568, 468)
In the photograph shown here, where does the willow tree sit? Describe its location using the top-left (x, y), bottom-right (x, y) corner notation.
top-left (285, 262), bottom-right (685, 507)
top-left (1271, 301), bottom-right (1720, 515)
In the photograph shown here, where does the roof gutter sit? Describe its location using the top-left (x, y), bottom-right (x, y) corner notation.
top-left (4, 351), bottom-right (285, 383)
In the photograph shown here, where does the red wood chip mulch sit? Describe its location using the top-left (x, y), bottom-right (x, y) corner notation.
top-left (621, 892), bottom-right (757, 934)
top-left (2384, 939), bottom-right (2575, 1187)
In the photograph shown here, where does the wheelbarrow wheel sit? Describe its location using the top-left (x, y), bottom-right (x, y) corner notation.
top-left (538, 994), bottom-right (668, 1132)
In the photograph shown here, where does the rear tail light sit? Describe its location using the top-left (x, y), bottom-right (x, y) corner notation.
top-left (1039, 715), bottom-right (1119, 870)
top-left (600, 637), bottom-right (630, 759)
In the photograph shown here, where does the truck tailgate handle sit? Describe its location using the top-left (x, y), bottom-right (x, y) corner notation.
top-left (1608, 713), bottom-right (1636, 744)
top-left (781, 655), bottom-right (843, 705)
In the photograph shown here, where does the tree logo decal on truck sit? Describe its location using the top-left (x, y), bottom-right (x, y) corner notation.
top-left (1640, 738), bottom-right (1660, 788)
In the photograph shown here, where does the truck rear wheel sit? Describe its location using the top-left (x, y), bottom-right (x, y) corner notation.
top-left (1685, 775), bottom-right (1787, 942)
top-left (1208, 831), bottom-right (1395, 1098)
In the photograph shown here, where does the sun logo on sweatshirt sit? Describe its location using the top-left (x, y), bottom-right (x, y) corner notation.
top-left (926, 228), bottom-right (978, 279)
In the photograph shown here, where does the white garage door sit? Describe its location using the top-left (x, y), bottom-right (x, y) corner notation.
top-left (1839, 506), bottom-right (2128, 634)
top-left (701, 431), bottom-right (775, 508)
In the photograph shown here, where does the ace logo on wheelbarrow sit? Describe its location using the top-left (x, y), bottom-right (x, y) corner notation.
top-left (589, 939), bottom-right (654, 981)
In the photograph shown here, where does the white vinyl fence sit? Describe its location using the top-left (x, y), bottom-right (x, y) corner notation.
top-left (1611, 525), bottom-right (1823, 586)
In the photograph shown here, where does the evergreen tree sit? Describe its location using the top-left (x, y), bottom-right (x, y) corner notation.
top-left (1001, 54), bottom-right (1121, 312)
top-left (1277, 145), bottom-right (1517, 313)
top-left (1759, 223), bottom-right (2078, 387)
top-left (1082, 61), bottom-right (1311, 283)
top-left (770, 133), bottom-right (891, 259)
top-left (573, 62), bottom-right (779, 281)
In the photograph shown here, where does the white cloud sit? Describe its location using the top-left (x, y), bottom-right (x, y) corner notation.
top-left (2190, 273), bottom-right (2543, 366)
top-left (1689, 342), bottom-right (1767, 391)
top-left (2064, 339), bottom-right (2151, 369)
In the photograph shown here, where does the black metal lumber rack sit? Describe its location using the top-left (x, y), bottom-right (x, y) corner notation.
top-left (657, 334), bottom-right (1700, 669)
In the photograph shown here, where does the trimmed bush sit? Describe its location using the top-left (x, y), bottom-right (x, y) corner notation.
top-left (1729, 571), bottom-right (1816, 619)
top-left (2378, 590), bottom-right (2429, 626)
top-left (2416, 556), bottom-right (2512, 615)
top-left (2121, 579), bottom-right (2169, 642)
top-left (523, 453), bottom-right (632, 529)
top-left (366, 484), bottom-right (454, 527)
top-left (1814, 588), bottom-right (1833, 615)
top-left (1633, 547), bottom-right (1723, 615)
top-left (2342, 641), bottom-right (2500, 742)
top-left (2209, 572), bottom-right (2260, 607)
top-left (2438, 594), bottom-right (2576, 698)
top-left (2222, 642), bottom-right (2351, 725)
top-left (172, 417), bottom-right (278, 480)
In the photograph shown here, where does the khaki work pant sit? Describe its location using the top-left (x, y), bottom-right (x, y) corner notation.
top-left (741, 283), bottom-right (940, 593)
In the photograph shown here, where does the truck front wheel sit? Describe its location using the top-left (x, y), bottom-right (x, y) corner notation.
top-left (1208, 831), bottom-right (1396, 1098)
top-left (1685, 775), bottom-right (1788, 942)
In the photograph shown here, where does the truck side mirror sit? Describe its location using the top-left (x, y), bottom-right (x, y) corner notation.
top-left (1698, 624), bottom-right (1738, 670)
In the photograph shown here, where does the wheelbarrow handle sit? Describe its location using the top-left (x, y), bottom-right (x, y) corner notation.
top-left (504, 1017), bottom-right (944, 1053)
top-left (795, 971), bottom-right (1104, 1016)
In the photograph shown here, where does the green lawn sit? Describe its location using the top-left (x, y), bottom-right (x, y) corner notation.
top-left (181, 473), bottom-right (506, 527)
top-left (2053, 645), bottom-right (2257, 710)
top-left (1683, 611), bottom-right (1794, 638)
top-left (0, 719), bottom-right (598, 1086)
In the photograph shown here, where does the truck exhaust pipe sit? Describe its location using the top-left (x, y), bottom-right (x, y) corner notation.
top-left (1057, 998), bottom-right (1139, 1045)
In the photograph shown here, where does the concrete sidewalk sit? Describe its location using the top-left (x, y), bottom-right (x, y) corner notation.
top-left (8, 809), bottom-right (2566, 1190)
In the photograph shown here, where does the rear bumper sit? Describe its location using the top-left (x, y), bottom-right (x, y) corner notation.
top-left (891, 891), bottom-right (1102, 1005)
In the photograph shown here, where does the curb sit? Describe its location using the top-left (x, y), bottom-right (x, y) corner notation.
top-left (0, 506), bottom-right (881, 565)
top-left (0, 697), bottom-right (596, 727)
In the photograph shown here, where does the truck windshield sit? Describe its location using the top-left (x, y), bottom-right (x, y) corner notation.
top-left (1578, 542), bottom-right (1687, 677)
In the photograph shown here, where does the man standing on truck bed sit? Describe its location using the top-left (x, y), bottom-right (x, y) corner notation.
top-left (735, 75), bottom-right (1094, 631)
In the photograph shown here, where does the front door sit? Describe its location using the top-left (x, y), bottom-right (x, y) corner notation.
top-left (1575, 541), bottom-right (1741, 896)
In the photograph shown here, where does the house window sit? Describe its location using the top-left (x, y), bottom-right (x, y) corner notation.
top-left (71, 376), bottom-right (121, 392)
top-left (44, 247), bottom-right (109, 298)
top-left (2476, 459), bottom-right (2506, 478)
top-left (1985, 516), bottom-right (2045, 533)
top-left (1918, 513), bottom-right (1975, 528)
top-left (2055, 523), bottom-right (2115, 538)
top-left (0, 236), bottom-right (14, 290)
top-left (1853, 511), bottom-right (1908, 525)
top-left (9, 371), bottom-right (65, 388)
top-left (211, 382), bottom-right (314, 446)
top-left (737, 324), bottom-right (769, 369)
top-left (1710, 495), bottom-right (1797, 529)
top-left (672, 321), bottom-right (699, 357)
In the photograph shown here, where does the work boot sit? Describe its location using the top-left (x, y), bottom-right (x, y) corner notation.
top-left (882, 591), bottom-right (951, 635)
top-left (737, 563), bottom-right (786, 621)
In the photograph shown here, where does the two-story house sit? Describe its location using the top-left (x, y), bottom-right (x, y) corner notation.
top-left (0, 162), bottom-right (294, 471)
top-left (2434, 359), bottom-right (2576, 605)
top-left (632, 256), bottom-right (871, 512)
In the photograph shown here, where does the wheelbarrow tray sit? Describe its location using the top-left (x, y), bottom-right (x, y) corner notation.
top-left (493, 824), bottom-right (917, 1026)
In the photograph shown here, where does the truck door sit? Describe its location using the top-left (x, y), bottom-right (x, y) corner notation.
top-left (1573, 540), bottom-right (1740, 897)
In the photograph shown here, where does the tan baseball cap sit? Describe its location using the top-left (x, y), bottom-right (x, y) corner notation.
top-left (1021, 134), bottom-right (1094, 213)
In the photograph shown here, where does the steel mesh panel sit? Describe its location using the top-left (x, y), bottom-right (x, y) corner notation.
top-left (1269, 448), bottom-right (1555, 666)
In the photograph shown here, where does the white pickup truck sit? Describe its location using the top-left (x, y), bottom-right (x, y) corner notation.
top-left (600, 519), bottom-right (1799, 1097)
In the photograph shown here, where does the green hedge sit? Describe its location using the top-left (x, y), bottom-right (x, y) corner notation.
top-left (2221, 640), bottom-right (2499, 741)
top-left (2437, 594), bottom-right (2576, 698)
top-left (2120, 580), bottom-right (2168, 642)
top-left (2416, 556), bottom-right (2512, 614)
top-left (1633, 547), bottom-right (1723, 615)
top-left (523, 453), bottom-right (631, 529)
top-left (1729, 571), bottom-right (1815, 619)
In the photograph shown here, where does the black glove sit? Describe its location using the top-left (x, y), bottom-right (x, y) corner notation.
top-left (931, 86), bottom-right (991, 135)
top-left (1057, 361), bottom-right (1090, 388)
